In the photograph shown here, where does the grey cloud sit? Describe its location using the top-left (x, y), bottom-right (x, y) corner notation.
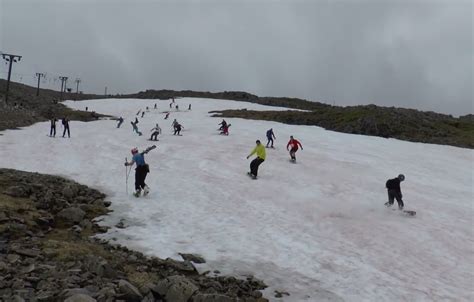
top-left (1, 0), bottom-right (472, 115)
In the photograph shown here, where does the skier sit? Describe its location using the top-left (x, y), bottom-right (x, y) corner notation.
top-left (117, 117), bottom-right (124, 128)
top-left (62, 117), bottom-right (70, 138)
top-left (220, 124), bottom-right (231, 135)
top-left (150, 123), bottom-right (161, 141)
top-left (188, 104), bottom-right (191, 110)
top-left (154, 103), bottom-right (157, 109)
top-left (174, 123), bottom-right (183, 135)
top-left (49, 117), bottom-right (57, 137)
top-left (175, 105), bottom-right (179, 111)
top-left (141, 111), bottom-right (145, 118)
top-left (286, 136), bottom-right (303, 161)
top-left (164, 112), bottom-right (170, 120)
top-left (124, 146), bottom-right (155, 197)
top-left (385, 174), bottom-right (405, 210)
top-left (131, 120), bottom-right (142, 136)
top-left (172, 119), bottom-right (178, 129)
top-left (218, 119), bottom-right (227, 131)
top-left (246, 140), bottom-right (266, 179)
top-left (146, 106), bottom-right (150, 112)
top-left (266, 128), bottom-right (276, 148)
top-left (169, 103), bottom-right (173, 109)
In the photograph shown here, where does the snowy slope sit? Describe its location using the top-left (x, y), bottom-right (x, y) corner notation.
top-left (0, 98), bottom-right (472, 301)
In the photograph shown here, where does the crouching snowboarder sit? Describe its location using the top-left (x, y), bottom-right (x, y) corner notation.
top-left (125, 146), bottom-right (156, 197)
top-left (150, 123), bottom-right (161, 141)
top-left (220, 124), bottom-right (231, 135)
top-left (385, 174), bottom-right (405, 210)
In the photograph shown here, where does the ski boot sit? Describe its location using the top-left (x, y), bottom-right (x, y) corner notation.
top-left (384, 202), bottom-right (392, 207)
top-left (143, 185), bottom-right (150, 196)
top-left (398, 205), bottom-right (404, 210)
top-left (133, 189), bottom-right (141, 198)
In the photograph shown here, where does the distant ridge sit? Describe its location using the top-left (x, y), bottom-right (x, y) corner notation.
top-left (1, 80), bottom-right (472, 148)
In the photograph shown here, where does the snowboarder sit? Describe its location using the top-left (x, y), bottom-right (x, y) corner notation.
top-left (124, 146), bottom-right (155, 197)
top-left (117, 117), bottom-right (124, 128)
top-left (131, 120), bottom-right (142, 136)
top-left (188, 104), bottom-right (191, 110)
top-left (218, 119), bottom-right (227, 131)
top-left (164, 112), bottom-right (170, 120)
top-left (61, 117), bottom-right (70, 138)
top-left (150, 123), bottom-right (161, 141)
top-left (174, 123), bottom-right (183, 135)
top-left (246, 140), bottom-right (266, 179)
top-left (385, 174), bottom-right (405, 210)
top-left (49, 118), bottom-right (57, 137)
top-left (286, 136), bottom-right (303, 161)
top-left (220, 124), bottom-right (231, 135)
top-left (266, 128), bottom-right (276, 148)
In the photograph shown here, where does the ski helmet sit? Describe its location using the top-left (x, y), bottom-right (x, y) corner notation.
top-left (398, 174), bottom-right (405, 181)
top-left (131, 147), bottom-right (138, 155)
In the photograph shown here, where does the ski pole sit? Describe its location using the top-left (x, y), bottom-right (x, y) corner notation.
top-left (125, 157), bottom-right (129, 195)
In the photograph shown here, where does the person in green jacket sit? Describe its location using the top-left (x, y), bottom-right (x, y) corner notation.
top-left (246, 140), bottom-right (266, 179)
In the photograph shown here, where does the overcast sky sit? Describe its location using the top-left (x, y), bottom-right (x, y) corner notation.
top-left (1, 0), bottom-right (472, 115)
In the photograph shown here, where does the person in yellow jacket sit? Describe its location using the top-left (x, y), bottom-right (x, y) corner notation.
top-left (246, 140), bottom-right (266, 179)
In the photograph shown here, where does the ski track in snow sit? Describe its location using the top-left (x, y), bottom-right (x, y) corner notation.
top-left (0, 98), bottom-right (473, 301)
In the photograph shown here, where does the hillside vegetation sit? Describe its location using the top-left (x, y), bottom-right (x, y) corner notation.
top-left (0, 80), bottom-right (106, 131)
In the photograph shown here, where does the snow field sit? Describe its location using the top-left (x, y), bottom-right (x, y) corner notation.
top-left (0, 98), bottom-right (472, 301)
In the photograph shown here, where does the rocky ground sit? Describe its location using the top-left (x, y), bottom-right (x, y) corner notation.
top-left (0, 80), bottom-right (107, 132)
top-left (0, 169), bottom-right (269, 301)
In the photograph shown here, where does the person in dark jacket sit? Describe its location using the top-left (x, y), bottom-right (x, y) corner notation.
top-left (62, 117), bottom-right (70, 138)
top-left (266, 128), bottom-right (276, 148)
top-left (385, 174), bottom-right (405, 209)
top-left (117, 117), bottom-right (124, 128)
top-left (174, 123), bottom-right (183, 135)
top-left (50, 118), bottom-right (57, 137)
top-left (218, 120), bottom-right (227, 131)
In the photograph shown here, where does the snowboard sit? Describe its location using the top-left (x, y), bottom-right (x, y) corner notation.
top-left (247, 172), bottom-right (257, 180)
top-left (390, 208), bottom-right (416, 216)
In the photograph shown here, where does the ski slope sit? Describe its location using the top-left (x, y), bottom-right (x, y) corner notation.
top-left (0, 98), bottom-right (472, 301)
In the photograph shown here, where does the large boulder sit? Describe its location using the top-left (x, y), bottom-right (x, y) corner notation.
top-left (64, 294), bottom-right (96, 302)
top-left (118, 279), bottom-right (143, 301)
top-left (152, 275), bottom-right (198, 302)
top-left (56, 207), bottom-right (86, 225)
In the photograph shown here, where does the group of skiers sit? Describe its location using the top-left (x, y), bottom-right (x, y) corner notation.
top-left (121, 104), bottom-right (407, 210)
top-left (49, 117), bottom-right (71, 138)
top-left (245, 129), bottom-right (304, 179)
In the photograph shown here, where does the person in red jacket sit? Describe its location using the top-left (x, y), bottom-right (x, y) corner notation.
top-left (286, 136), bottom-right (303, 161)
